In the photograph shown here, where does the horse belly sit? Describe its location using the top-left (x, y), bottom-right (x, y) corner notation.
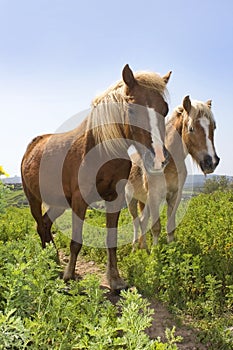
top-left (95, 159), bottom-right (131, 202)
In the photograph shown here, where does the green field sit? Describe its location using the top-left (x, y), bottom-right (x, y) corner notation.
top-left (1, 182), bottom-right (233, 349)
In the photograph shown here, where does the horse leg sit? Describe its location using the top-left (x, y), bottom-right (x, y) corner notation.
top-left (106, 200), bottom-right (127, 292)
top-left (127, 197), bottom-right (141, 250)
top-left (149, 201), bottom-right (161, 245)
top-left (63, 192), bottom-right (87, 281)
top-left (43, 207), bottom-right (65, 243)
top-left (138, 201), bottom-right (150, 251)
top-left (24, 190), bottom-right (46, 248)
top-left (148, 175), bottom-right (166, 245)
top-left (166, 190), bottom-right (180, 243)
top-left (151, 218), bottom-right (161, 245)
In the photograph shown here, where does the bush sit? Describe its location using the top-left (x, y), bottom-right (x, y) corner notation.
top-left (203, 175), bottom-right (233, 193)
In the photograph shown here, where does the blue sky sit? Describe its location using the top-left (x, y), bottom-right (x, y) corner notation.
top-left (0, 0), bottom-right (233, 176)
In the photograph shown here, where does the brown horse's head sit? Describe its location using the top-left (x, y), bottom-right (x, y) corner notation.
top-left (122, 64), bottom-right (171, 173)
top-left (181, 95), bottom-right (220, 174)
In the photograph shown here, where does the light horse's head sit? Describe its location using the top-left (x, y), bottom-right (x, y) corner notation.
top-left (180, 95), bottom-right (220, 174)
top-left (122, 64), bottom-right (171, 173)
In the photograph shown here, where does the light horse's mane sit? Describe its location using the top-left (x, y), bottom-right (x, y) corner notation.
top-left (167, 99), bottom-right (216, 131)
top-left (87, 71), bottom-right (168, 156)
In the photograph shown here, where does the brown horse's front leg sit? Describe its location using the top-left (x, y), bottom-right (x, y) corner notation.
top-left (63, 193), bottom-right (87, 281)
top-left (63, 240), bottom-right (82, 281)
top-left (106, 209), bottom-right (127, 292)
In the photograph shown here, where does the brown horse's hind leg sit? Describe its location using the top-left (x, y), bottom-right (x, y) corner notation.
top-left (26, 193), bottom-right (46, 248)
top-left (63, 192), bottom-right (87, 281)
top-left (43, 207), bottom-right (65, 243)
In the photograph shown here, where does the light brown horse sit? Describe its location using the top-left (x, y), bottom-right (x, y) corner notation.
top-left (126, 96), bottom-right (220, 250)
top-left (21, 64), bottom-right (171, 291)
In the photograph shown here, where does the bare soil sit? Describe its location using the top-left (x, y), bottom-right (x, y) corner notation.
top-left (60, 252), bottom-right (207, 350)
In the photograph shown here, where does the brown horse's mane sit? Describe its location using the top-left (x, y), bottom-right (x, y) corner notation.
top-left (92, 71), bottom-right (168, 106)
top-left (88, 71), bottom-right (168, 156)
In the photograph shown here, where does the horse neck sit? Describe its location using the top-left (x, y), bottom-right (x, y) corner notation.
top-left (165, 111), bottom-right (187, 160)
top-left (85, 108), bottom-right (130, 157)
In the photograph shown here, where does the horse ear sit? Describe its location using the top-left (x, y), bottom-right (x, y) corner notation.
top-left (206, 100), bottom-right (212, 109)
top-left (122, 64), bottom-right (136, 89)
top-left (162, 71), bottom-right (172, 84)
top-left (183, 95), bottom-right (192, 114)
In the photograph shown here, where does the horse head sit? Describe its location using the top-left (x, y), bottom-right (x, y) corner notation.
top-left (181, 95), bottom-right (220, 174)
top-left (122, 64), bottom-right (171, 174)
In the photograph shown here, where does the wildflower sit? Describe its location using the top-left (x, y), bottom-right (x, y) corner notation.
top-left (0, 165), bottom-right (9, 177)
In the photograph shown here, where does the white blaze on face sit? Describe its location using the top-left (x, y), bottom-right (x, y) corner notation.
top-left (147, 107), bottom-right (165, 169)
top-left (200, 117), bottom-right (215, 161)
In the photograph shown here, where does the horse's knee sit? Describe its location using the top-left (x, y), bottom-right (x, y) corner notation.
top-left (167, 231), bottom-right (175, 243)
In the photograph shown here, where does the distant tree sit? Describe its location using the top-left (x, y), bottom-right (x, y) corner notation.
top-left (203, 175), bottom-right (232, 194)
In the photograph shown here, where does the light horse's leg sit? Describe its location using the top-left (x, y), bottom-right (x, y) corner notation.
top-left (148, 174), bottom-right (166, 245)
top-left (137, 201), bottom-right (150, 251)
top-left (125, 185), bottom-right (148, 251)
top-left (106, 194), bottom-right (127, 292)
top-left (63, 191), bottom-right (88, 281)
top-left (166, 171), bottom-right (186, 243)
top-left (166, 190), bottom-right (179, 242)
top-left (127, 197), bottom-right (141, 250)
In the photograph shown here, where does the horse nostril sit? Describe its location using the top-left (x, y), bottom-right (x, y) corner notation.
top-left (215, 156), bottom-right (220, 166)
top-left (204, 155), bottom-right (213, 168)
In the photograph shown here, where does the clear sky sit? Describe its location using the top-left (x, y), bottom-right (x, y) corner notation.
top-left (0, 0), bottom-right (233, 176)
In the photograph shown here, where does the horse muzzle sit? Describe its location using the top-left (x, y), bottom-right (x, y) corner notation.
top-left (200, 154), bottom-right (220, 174)
top-left (143, 146), bottom-right (170, 174)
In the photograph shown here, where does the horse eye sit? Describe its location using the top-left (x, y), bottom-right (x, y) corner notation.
top-left (188, 126), bottom-right (194, 133)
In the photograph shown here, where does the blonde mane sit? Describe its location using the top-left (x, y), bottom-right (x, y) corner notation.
top-left (190, 100), bottom-right (215, 126)
top-left (88, 71), bottom-right (168, 156)
top-left (168, 99), bottom-right (215, 128)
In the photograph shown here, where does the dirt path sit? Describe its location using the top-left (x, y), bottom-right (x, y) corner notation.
top-left (60, 252), bottom-right (207, 350)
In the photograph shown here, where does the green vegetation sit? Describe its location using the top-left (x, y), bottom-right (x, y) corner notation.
top-left (120, 191), bottom-right (233, 348)
top-left (203, 175), bottom-right (233, 193)
top-left (1, 177), bottom-right (233, 348)
top-left (4, 184), bottom-right (28, 208)
top-left (0, 205), bottom-right (181, 349)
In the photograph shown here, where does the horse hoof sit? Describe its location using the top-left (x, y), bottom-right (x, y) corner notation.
top-left (113, 285), bottom-right (129, 295)
top-left (109, 278), bottom-right (128, 293)
top-left (63, 269), bottom-right (75, 282)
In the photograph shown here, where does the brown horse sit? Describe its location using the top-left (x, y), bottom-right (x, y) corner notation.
top-left (21, 64), bottom-right (171, 291)
top-left (126, 96), bottom-right (220, 250)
